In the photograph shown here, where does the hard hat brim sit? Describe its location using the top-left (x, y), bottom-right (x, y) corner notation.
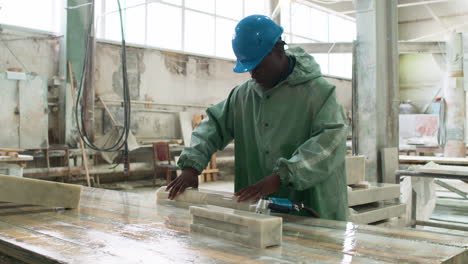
top-left (233, 58), bottom-right (263, 73)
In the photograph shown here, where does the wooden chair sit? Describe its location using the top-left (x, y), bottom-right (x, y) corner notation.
top-left (152, 142), bottom-right (179, 186)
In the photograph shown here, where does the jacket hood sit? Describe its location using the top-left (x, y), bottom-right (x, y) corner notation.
top-left (285, 47), bottom-right (323, 86)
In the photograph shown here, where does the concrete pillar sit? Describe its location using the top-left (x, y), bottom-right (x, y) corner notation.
top-left (58, 0), bottom-right (68, 144)
top-left (66, 0), bottom-right (95, 144)
top-left (444, 32), bottom-right (465, 157)
top-left (353, 0), bottom-right (399, 182)
top-left (464, 33), bottom-right (468, 145)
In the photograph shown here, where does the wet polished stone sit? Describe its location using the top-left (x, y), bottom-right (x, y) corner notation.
top-left (190, 205), bottom-right (282, 248)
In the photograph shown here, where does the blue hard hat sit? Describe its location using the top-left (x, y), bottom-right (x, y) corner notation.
top-left (232, 15), bottom-right (283, 73)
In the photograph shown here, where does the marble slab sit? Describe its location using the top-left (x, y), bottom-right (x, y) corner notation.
top-left (349, 202), bottom-right (406, 224)
top-left (156, 186), bottom-right (256, 211)
top-left (346, 155), bottom-right (366, 185)
top-left (190, 205), bottom-right (282, 248)
top-left (0, 174), bottom-right (81, 208)
top-left (348, 183), bottom-right (400, 206)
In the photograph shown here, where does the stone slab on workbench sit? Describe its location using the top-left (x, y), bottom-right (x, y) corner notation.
top-left (349, 202), bottom-right (406, 224)
top-left (189, 205), bottom-right (282, 248)
top-left (348, 183), bottom-right (400, 206)
top-left (0, 174), bottom-right (81, 208)
top-left (156, 187), bottom-right (255, 211)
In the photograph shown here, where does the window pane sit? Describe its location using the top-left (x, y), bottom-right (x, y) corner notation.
top-left (185, 0), bottom-right (215, 14)
top-left (103, 0), bottom-right (146, 42)
top-left (95, 1), bottom-right (104, 38)
top-left (282, 33), bottom-right (292, 44)
top-left (184, 10), bottom-right (215, 55)
top-left (147, 3), bottom-right (182, 50)
top-left (245, 0), bottom-right (266, 16)
top-left (104, 0), bottom-right (145, 12)
top-left (215, 18), bottom-right (236, 59)
top-left (329, 15), bottom-right (356, 42)
top-left (125, 5), bottom-right (145, 44)
top-left (280, 1), bottom-right (290, 33)
top-left (311, 54), bottom-right (329, 75)
top-left (216, 0), bottom-right (242, 20)
top-left (291, 3), bottom-right (311, 38)
top-left (291, 35), bottom-right (316, 44)
top-left (104, 12), bottom-right (123, 41)
top-left (329, 53), bottom-right (352, 78)
top-left (0, 0), bottom-right (62, 32)
top-left (161, 0), bottom-right (182, 6)
top-left (310, 8), bottom-right (329, 42)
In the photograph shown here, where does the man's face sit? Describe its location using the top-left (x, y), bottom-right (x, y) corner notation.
top-left (249, 47), bottom-right (284, 89)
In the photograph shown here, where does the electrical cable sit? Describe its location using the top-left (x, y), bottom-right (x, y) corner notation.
top-left (74, 0), bottom-right (131, 154)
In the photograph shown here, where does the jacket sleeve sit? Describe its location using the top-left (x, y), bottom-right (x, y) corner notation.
top-left (177, 89), bottom-right (236, 173)
top-left (273, 87), bottom-right (348, 191)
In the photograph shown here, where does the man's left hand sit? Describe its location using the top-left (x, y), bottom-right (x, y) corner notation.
top-left (235, 173), bottom-right (281, 203)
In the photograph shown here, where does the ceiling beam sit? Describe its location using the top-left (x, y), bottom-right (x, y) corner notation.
top-left (423, 4), bottom-right (449, 29)
top-left (341, 0), bottom-right (450, 15)
top-left (288, 41), bottom-right (447, 54)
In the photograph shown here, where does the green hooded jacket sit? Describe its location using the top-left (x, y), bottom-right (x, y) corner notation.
top-left (178, 47), bottom-right (348, 221)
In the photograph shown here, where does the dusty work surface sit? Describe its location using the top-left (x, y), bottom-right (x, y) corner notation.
top-left (0, 187), bottom-right (466, 264)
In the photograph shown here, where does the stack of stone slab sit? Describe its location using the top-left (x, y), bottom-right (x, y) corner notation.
top-left (156, 188), bottom-right (282, 248)
top-left (346, 156), bottom-right (405, 224)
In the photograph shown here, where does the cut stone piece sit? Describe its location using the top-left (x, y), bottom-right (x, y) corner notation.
top-left (346, 155), bottom-right (366, 185)
top-left (348, 183), bottom-right (400, 206)
top-left (349, 202), bottom-right (406, 224)
top-left (381, 147), bottom-right (398, 183)
top-left (156, 187), bottom-right (255, 211)
top-left (0, 175), bottom-right (82, 208)
top-left (189, 205), bottom-right (282, 248)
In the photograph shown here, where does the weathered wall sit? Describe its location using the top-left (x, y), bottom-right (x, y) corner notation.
top-left (94, 42), bottom-right (249, 142)
top-left (0, 27), bottom-right (60, 79)
top-left (0, 28), bottom-right (352, 144)
top-left (0, 26), bottom-right (62, 142)
top-left (94, 42), bottom-right (352, 142)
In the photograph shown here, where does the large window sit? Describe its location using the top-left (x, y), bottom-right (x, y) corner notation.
top-left (96, 0), bottom-right (271, 59)
top-left (281, 0), bottom-right (355, 78)
top-left (0, 0), bottom-right (64, 33)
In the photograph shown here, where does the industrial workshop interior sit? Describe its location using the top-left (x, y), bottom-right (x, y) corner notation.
top-left (0, 0), bottom-right (467, 263)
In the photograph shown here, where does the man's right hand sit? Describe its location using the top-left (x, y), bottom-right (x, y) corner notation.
top-left (165, 168), bottom-right (199, 200)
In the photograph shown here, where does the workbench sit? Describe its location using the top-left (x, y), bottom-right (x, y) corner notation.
top-left (0, 187), bottom-right (466, 263)
top-left (400, 155), bottom-right (468, 166)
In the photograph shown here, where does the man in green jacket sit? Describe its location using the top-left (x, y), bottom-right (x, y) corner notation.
top-left (166, 15), bottom-right (348, 221)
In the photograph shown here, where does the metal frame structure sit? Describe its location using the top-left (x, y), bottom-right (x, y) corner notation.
top-left (395, 170), bottom-right (468, 232)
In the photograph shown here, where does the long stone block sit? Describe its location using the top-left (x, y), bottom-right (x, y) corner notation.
top-left (348, 183), bottom-right (400, 206)
top-left (156, 187), bottom-right (255, 211)
top-left (0, 175), bottom-right (82, 208)
top-left (349, 202), bottom-right (406, 224)
top-left (189, 205), bottom-right (282, 248)
top-left (346, 155), bottom-right (366, 185)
